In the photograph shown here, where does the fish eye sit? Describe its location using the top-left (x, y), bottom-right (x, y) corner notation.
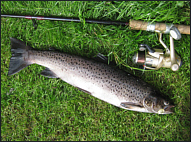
top-left (164, 101), bottom-right (169, 105)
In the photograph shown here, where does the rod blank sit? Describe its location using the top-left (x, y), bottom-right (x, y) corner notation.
top-left (1, 14), bottom-right (129, 25)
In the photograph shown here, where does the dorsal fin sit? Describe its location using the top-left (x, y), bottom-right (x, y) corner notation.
top-left (93, 53), bottom-right (116, 65)
top-left (93, 53), bottom-right (108, 64)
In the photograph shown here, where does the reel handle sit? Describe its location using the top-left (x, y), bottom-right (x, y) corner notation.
top-left (129, 19), bottom-right (190, 35)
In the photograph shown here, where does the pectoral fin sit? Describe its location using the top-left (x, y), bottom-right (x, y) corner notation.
top-left (41, 68), bottom-right (58, 78)
top-left (120, 102), bottom-right (143, 109)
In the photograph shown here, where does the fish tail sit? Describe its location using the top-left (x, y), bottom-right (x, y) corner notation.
top-left (8, 38), bottom-right (33, 75)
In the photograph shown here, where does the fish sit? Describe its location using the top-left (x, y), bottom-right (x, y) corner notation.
top-left (8, 37), bottom-right (174, 114)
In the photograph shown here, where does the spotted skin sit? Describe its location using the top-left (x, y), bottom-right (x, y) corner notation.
top-left (29, 50), bottom-right (153, 104)
top-left (8, 38), bottom-right (174, 114)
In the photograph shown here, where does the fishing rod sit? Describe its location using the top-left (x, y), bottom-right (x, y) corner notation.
top-left (1, 14), bottom-right (128, 26)
top-left (2, 14), bottom-right (189, 71)
top-left (1, 14), bottom-right (190, 35)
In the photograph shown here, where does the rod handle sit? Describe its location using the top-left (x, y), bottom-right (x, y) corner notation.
top-left (129, 19), bottom-right (190, 35)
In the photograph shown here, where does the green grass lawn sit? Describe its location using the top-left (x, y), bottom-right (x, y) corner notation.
top-left (1, 1), bottom-right (190, 141)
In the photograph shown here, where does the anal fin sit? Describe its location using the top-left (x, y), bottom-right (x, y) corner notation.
top-left (76, 87), bottom-right (91, 95)
top-left (41, 68), bottom-right (58, 78)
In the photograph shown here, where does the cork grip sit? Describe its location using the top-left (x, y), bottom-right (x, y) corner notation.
top-left (129, 19), bottom-right (190, 35)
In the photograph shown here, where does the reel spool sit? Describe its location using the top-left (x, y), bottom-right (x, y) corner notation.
top-left (132, 26), bottom-right (182, 71)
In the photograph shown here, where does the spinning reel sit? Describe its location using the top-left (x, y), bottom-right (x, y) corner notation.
top-left (132, 26), bottom-right (182, 71)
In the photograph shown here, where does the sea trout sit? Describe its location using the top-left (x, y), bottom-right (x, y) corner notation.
top-left (8, 38), bottom-right (174, 114)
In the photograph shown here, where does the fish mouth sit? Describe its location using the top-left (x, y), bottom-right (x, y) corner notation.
top-left (164, 105), bottom-right (175, 113)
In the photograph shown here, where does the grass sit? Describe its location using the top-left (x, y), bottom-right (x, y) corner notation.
top-left (1, 1), bottom-right (190, 141)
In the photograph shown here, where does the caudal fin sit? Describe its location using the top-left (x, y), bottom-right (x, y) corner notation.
top-left (8, 38), bottom-right (33, 75)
